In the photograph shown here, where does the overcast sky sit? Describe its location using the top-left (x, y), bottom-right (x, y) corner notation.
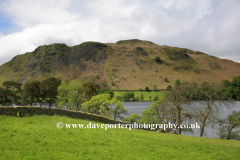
top-left (0, 0), bottom-right (239, 65)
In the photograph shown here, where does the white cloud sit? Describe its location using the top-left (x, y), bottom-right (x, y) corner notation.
top-left (0, 0), bottom-right (240, 65)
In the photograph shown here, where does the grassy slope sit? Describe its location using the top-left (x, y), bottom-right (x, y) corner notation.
top-left (0, 39), bottom-right (240, 90)
top-left (1, 115), bottom-right (240, 159)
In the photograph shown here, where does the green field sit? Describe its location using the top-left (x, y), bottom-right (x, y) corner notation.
top-left (1, 115), bottom-right (240, 159)
top-left (114, 90), bottom-right (169, 101)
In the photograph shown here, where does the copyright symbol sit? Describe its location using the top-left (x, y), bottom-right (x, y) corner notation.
top-left (56, 122), bottom-right (63, 129)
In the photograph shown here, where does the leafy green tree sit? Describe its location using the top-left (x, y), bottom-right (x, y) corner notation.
top-left (0, 87), bottom-right (7, 105)
top-left (81, 94), bottom-right (112, 114)
top-left (218, 111), bottom-right (240, 140)
top-left (222, 76), bottom-right (240, 100)
top-left (111, 100), bottom-right (128, 120)
top-left (21, 80), bottom-right (41, 106)
top-left (140, 99), bottom-right (176, 132)
top-left (41, 77), bottom-right (61, 108)
top-left (124, 113), bottom-right (142, 123)
top-left (0, 81), bottom-right (22, 106)
top-left (83, 81), bottom-right (100, 100)
top-left (194, 81), bottom-right (234, 137)
top-left (105, 90), bottom-right (114, 99)
top-left (81, 94), bottom-right (128, 120)
top-left (96, 89), bottom-right (114, 99)
top-left (122, 92), bottom-right (134, 101)
top-left (116, 96), bottom-right (122, 101)
top-left (153, 95), bottom-right (159, 101)
top-left (145, 87), bottom-right (150, 92)
top-left (57, 80), bottom-right (86, 111)
top-left (166, 82), bottom-right (193, 134)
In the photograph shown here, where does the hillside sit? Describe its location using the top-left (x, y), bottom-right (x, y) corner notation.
top-left (0, 39), bottom-right (239, 90)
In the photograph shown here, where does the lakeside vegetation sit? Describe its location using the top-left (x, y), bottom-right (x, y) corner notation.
top-left (0, 115), bottom-right (240, 159)
top-left (0, 76), bottom-right (240, 140)
top-left (113, 90), bottom-right (169, 101)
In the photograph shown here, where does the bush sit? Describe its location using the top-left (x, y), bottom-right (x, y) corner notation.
top-left (140, 88), bottom-right (142, 91)
top-left (154, 96), bottom-right (159, 101)
top-left (116, 96), bottom-right (122, 101)
top-left (145, 87), bottom-right (150, 92)
top-left (96, 75), bottom-right (100, 79)
top-left (134, 96), bottom-right (140, 101)
top-left (154, 56), bottom-right (163, 64)
top-left (123, 113), bottom-right (141, 123)
top-left (165, 77), bottom-right (169, 82)
top-left (122, 92), bottom-right (134, 101)
top-left (153, 84), bottom-right (157, 91)
top-left (167, 85), bottom-right (173, 90)
top-left (140, 94), bottom-right (144, 101)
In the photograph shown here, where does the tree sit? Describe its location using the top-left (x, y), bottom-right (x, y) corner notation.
top-left (145, 87), bottom-right (150, 92)
top-left (167, 85), bottom-right (173, 90)
top-left (96, 89), bottom-right (114, 99)
top-left (218, 111), bottom-right (240, 140)
top-left (111, 100), bottom-right (128, 120)
top-left (57, 80), bottom-right (86, 111)
top-left (83, 81), bottom-right (100, 100)
top-left (122, 92), bottom-right (134, 101)
top-left (165, 77), bottom-right (169, 82)
top-left (105, 90), bottom-right (114, 99)
top-left (21, 80), bottom-right (41, 106)
top-left (166, 82), bottom-right (193, 134)
top-left (124, 113), bottom-right (141, 123)
top-left (0, 81), bottom-right (22, 106)
top-left (153, 84), bottom-right (157, 91)
top-left (194, 81), bottom-right (234, 137)
top-left (154, 56), bottom-right (163, 64)
top-left (153, 95), bottom-right (159, 101)
top-left (174, 79), bottom-right (181, 87)
top-left (139, 99), bottom-right (177, 132)
top-left (140, 93), bottom-right (144, 101)
top-left (81, 94), bottom-right (128, 120)
top-left (41, 77), bottom-right (61, 108)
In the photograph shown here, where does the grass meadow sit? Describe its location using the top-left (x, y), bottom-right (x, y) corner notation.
top-left (1, 115), bottom-right (240, 159)
top-left (114, 90), bottom-right (168, 101)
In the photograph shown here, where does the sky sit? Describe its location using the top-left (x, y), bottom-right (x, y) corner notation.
top-left (0, 0), bottom-right (239, 65)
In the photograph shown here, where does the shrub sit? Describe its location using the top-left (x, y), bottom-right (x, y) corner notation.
top-left (153, 84), bottom-right (157, 91)
top-left (140, 94), bottom-right (144, 101)
top-left (96, 75), bottom-right (100, 79)
top-left (123, 113), bottom-right (142, 123)
top-left (145, 87), bottom-right (150, 92)
top-left (165, 77), bottom-right (169, 82)
top-left (154, 96), bottom-right (159, 101)
top-left (154, 56), bottom-right (163, 64)
top-left (167, 85), bottom-right (173, 90)
top-left (134, 96), bottom-right (140, 101)
top-left (122, 92), bottom-right (134, 101)
top-left (116, 96), bottom-right (122, 101)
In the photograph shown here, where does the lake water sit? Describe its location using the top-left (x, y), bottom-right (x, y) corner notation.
top-left (123, 101), bottom-right (240, 139)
